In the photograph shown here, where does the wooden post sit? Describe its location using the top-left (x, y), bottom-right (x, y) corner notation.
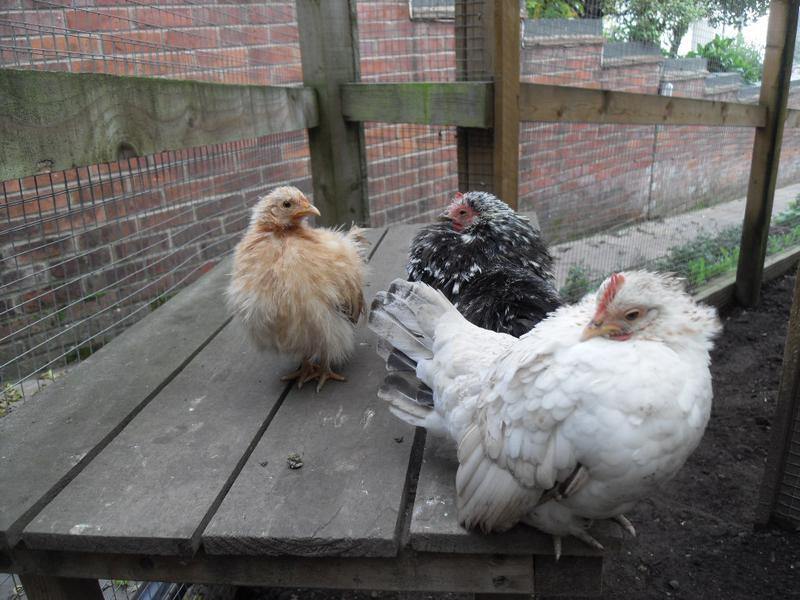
top-left (756, 264), bottom-right (800, 527)
top-left (19, 574), bottom-right (104, 600)
top-left (456, 0), bottom-right (520, 208)
top-left (735, 0), bottom-right (799, 306)
top-left (296, 0), bottom-right (369, 226)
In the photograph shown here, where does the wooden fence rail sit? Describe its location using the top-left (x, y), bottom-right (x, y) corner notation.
top-left (0, 69), bottom-right (318, 182)
top-left (1, 0), bottom-right (799, 301)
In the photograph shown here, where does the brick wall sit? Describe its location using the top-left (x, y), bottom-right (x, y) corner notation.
top-left (2, 2), bottom-right (799, 381)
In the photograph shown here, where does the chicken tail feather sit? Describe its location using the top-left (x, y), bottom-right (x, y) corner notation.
top-left (378, 373), bottom-right (446, 435)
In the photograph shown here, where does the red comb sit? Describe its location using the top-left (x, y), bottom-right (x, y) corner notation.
top-left (454, 192), bottom-right (464, 201)
top-left (597, 273), bottom-right (625, 315)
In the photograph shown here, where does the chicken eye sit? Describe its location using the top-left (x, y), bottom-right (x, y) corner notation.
top-left (624, 309), bottom-right (640, 321)
top-left (282, 201), bottom-right (292, 208)
top-left (459, 210), bottom-right (467, 216)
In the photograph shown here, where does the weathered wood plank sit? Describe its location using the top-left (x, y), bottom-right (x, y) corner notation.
top-left (0, 69), bottom-right (318, 182)
top-left (491, 0), bottom-right (521, 209)
top-left (19, 574), bottom-right (104, 600)
top-left (341, 82), bottom-right (493, 128)
top-left (756, 262), bottom-right (800, 527)
top-left (203, 225), bottom-right (418, 558)
top-left (519, 82), bottom-right (767, 127)
top-left (297, 0), bottom-right (369, 226)
top-left (20, 229), bottom-right (386, 556)
top-left (0, 258), bottom-right (233, 551)
top-left (410, 435), bottom-right (620, 556)
top-left (21, 317), bottom-right (294, 556)
top-left (10, 548), bottom-right (535, 595)
top-left (785, 108), bottom-right (800, 128)
top-left (736, 0), bottom-right (800, 306)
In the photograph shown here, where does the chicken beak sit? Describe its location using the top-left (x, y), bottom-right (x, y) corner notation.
top-left (580, 320), bottom-right (623, 342)
top-left (293, 200), bottom-right (321, 219)
top-left (437, 210), bottom-right (452, 222)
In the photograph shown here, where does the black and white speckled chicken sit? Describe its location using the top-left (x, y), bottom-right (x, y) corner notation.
top-left (407, 191), bottom-right (560, 336)
top-left (457, 262), bottom-right (561, 338)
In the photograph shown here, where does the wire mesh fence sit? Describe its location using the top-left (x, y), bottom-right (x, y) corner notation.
top-left (0, 1), bottom-right (309, 412)
top-left (357, 0), bottom-right (460, 226)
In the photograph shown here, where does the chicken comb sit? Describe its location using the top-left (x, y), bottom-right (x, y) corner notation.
top-left (454, 192), bottom-right (464, 201)
top-left (598, 272), bottom-right (625, 315)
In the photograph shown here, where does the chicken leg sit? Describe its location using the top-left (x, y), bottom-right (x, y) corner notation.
top-left (281, 358), bottom-right (346, 392)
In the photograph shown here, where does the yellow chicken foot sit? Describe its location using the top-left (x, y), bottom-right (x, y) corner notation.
top-left (614, 514), bottom-right (636, 537)
top-left (280, 359), bottom-right (317, 388)
top-left (315, 368), bottom-right (346, 393)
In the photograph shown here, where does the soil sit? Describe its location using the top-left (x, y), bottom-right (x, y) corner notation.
top-left (237, 273), bottom-right (800, 600)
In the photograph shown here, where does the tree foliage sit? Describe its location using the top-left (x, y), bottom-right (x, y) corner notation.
top-left (605, 0), bottom-right (706, 56)
top-left (525, 0), bottom-right (770, 58)
top-left (687, 34), bottom-right (764, 83)
top-left (525, 0), bottom-right (605, 19)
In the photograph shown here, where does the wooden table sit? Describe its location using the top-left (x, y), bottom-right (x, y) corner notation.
top-left (0, 225), bottom-right (618, 599)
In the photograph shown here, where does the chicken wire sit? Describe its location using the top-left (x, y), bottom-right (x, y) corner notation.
top-left (0, 0), bottom-right (309, 410)
top-left (357, 0), bottom-right (462, 226)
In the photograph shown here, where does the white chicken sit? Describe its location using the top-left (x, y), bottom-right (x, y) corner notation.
top-left (369, 271), bottom-right (720, 558)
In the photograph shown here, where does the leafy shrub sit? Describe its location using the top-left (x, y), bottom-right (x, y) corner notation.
top-left (687, 34), bottom-right (763, 83)
top-left (560, 263), bottom-right (596, 303)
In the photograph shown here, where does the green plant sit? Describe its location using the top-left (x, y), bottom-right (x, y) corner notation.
top-left (0, 384), bottom-right (23, 418)
top-left (525, 0), bottom-right (605, 18)
top-left (149, 292), bottom-right (176, 312)
top-left (654, 195), bottom-right (800, 290)
top-left (526, 0), bottom-right (577, 18)
top-left (687, 34), bottom-right (764, 83)
top-left (560, 263), bottom-right (596, 302)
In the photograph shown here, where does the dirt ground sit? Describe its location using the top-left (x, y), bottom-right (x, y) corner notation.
top-left (237, 272), bottom-right (800, 600)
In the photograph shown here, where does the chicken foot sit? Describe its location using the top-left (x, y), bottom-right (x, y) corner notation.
top-left (281, 359), bottom-right (346, 392)
top-left (551, 529), bottom-right (605, 562)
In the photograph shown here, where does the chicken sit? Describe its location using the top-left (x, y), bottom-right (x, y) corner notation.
top-left (407, 191), bottom-right (560, 336)
top-left (369, 271), bottom-right (720, 558)
top-left (227, 186), bottom-right (368, 392)
top-left (457, 262), bottom-right (561, 338)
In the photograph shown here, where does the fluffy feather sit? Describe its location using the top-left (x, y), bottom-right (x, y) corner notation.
top-left (227, 186), bottom-right (368, 391)
top-left (407, 191), bottom-right (560, 336)
top-left (368, 272), bottom-right (721, 549)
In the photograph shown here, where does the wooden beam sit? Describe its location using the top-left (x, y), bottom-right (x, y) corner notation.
top-left (0, 69), bottom-right (317, 182)
top-left (756, 263), bottom-right (800, 527)
top-left (491, 0), bottom-right (521, 209)
top-left (785, 108), bottom-right (800, 128)
top-left (297, 0), bottom-right (369, 227)
top-left (736, 0), bottom-right (800, 306)
top-left (693, 245), bottom-right (800, 311)
top-left (341, 82), bottom-right (493, 128)
top-left (10, 549), bottom-right (535, 596)
top-left (19, 574), bottom-right (103, 600)
top-left (519, 82), bottom-right (767, 127)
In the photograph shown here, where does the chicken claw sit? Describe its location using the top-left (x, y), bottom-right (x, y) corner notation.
top-left (281, 359), bottom-right (317, 388)
top-left (315, 368), bottom-right (346, 393)
top-left (281, 360), bottom-right (346, 392)
top-left (614, 514), bottom-right (636, 537)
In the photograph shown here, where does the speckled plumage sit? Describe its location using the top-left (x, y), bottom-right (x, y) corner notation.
top-left (369, 272), bottom-right (721, 551)
top-left (407, 191), bottom-right (559, 336)
top-left (458, 262), bottom-right (561, 338)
